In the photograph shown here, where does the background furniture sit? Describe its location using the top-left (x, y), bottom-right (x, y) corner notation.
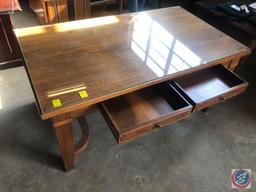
top-left (127, 0), bottom-right (145, 11)
top-left (29, 0), bottom-right (123, 24)
top-left (29, 0), bottom-right (69, 24)
top-left (196, 0), bottom-right (256, 49)
top-left (157, 0), bottom-right (179, 7)
top-left (89, 0), bottom-right (123, 16)
top-left (15, 7), bottom-right (250, 171)
top-left (158, 0), bottom-right (174, 8)
top-left (0, 1), bottom-right (23, 69)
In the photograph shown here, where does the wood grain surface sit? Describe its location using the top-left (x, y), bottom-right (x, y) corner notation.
top-left (15, 7), bottom-right (250, 120)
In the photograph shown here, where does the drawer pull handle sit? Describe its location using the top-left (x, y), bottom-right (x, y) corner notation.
top-left (154, 123), bottom-right (163, 130)
top-left (219, 96), bottom-right (225, 102)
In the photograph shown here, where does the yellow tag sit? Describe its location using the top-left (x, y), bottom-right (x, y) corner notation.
top-left (79, 90), bottom-right (89, 99)
top-left (52, 99), bottom-right (62, 108)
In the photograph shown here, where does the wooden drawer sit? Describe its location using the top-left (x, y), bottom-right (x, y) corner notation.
top-left (171, 64), bottom-right (248, 112)
top-left (100, 83), bottom-right (192, 143)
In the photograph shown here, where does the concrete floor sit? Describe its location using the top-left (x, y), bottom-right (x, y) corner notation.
top-left (1, 2), bottom-right (256, 192)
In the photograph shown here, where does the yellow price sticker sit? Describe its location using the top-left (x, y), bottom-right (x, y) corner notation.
top-left (79, 90), bottom-right (89, 99)
top-left (52, 99), bottom-right (62, 108)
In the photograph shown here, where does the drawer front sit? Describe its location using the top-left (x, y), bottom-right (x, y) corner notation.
top-left (100, 83), bottom-right (192, 143)
top-left (193, 83), bottom-right (247, 111)
top-left (106, 107), bottom-right (191, 143)
top-left (171, 64), bottom-right (248, 112)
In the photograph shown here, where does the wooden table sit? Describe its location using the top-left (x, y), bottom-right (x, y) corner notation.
top-left (15, 7), bottom-right (251, 171)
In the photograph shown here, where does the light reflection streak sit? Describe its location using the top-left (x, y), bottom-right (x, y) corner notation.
top-left (15, 16), bottom-right (119, 38)
top-left (15, 26), bottom-right (47, 37)
top-left (55, 16), bottom-right (119, 32)
top-left (47, 84), bottom-right (87, 98)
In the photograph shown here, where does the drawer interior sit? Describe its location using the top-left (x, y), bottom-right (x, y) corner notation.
top-left (172, 64), bottom-right (247, 105)
top-left (100, 83), bottom-right (192, 143)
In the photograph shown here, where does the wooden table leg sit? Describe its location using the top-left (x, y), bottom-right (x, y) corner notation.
top-left (53, 115), bottom-right (90, 171)
top-left (53, 118), bottom-right (75, 171)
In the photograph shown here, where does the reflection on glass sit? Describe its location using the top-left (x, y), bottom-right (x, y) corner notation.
top-left (171, 54), bottom-right (190, 71)
top-left (15, 26), bottom-right (46, 37)
top-left (15, 16), bottom-right (119, 37)
top-left (146, 57), bottom-right (164, 77)
top-left (174, 41), bottom-right (201, 67)
top-left (131, 13), bottom-right (201, 77)
top-left (55, 16), bottom-right (119, 32)
top-left (150, 37), bottom-right (170, 59)
top-left (131, 42), bottom-right (145, 61)
top-left (149, 47), bottom-right (167, 69)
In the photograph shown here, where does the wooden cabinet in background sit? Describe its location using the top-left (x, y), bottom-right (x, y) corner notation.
top-left (29, 0), bottom-right (90, 24)
top-left (29, 0), bottom-right (122, 25)
top-left (0, 14), bottom-right (22, 70)
top-left (29, 0), bottom-right (69, 24)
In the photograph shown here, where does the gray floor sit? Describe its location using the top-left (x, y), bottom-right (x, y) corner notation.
top-left (1, 3), bottom-right (256, 192)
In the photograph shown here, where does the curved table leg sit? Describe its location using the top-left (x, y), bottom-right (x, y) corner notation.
top-left (75, 116), bottom-right (90, 155)
top-left (53, 116), bottom-right (90, 171)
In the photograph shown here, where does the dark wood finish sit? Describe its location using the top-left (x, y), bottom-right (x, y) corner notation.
top-left (172, 64), bottom-right (248, 111)
top-left (53, 114), bottom-right (90, 170)
top-left (0, 14), bottom-right (22, 69)
top-left (74, 0), bottom-right (90, 19)
top-left (16, 7), bottom-right (251, 170)
top-left (74, 0), bottom-right (85, 19)
top-left (101, 83), bottom-right (192, 143)
top-left (15, 7), bottom-right (250, 120)
top-left (85, 0), bottom-right (90, 18)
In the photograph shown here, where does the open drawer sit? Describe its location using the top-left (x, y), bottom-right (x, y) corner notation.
top-left (171, 64), bottom-right (248, 112)
top-left (100, 83), bottom-right (192, 143)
